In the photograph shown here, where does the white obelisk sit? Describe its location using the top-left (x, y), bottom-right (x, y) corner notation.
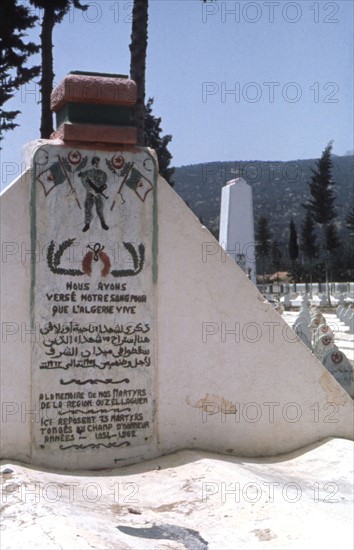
top-left (219, 177), bottom-right (256, 284)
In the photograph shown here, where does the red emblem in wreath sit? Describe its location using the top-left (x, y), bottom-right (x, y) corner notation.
top-left (112, 154), bottom-right (125, 170)
top-left (68, 150), bottom-right (82, 165)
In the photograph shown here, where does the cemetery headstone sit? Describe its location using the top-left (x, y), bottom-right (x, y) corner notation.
top-left (343, 306), bottom-right (354, 326)
top-left (309, 311), bottom-right (326, 332)
top-left (283, 293), bottom-right (291, 307)
top-left (313, 334), bottom-right (337, 363)
top-left (293, 322), bottom-right (312, 350)
top-left (323, 350), bottom-right (354, 398)
top-left (336, 305), bottom-right (344, 318)
top-left (348, 314), bottom-right (354, 335)
top-left (299, 302), bottom-right (311, 323)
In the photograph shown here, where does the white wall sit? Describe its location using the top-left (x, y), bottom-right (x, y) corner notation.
top-left (0, 170), bottom-right (33, 461)
top-left (157, 176), bottom-right (353, 457)
top-left (219, 178), bottom-right (256, 284)
top-left (1, 156), bottom-right (353, 468)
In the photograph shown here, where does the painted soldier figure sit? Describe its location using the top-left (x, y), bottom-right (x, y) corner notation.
top-left (78, 156), bottom-right (109, 232)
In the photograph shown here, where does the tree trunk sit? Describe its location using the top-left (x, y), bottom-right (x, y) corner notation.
top-left (40, 6), bottom-right (55, 138)
top-left (130, 0), bottom-right (148, 146)
top-left (322, 225), bottom-right (332, 307)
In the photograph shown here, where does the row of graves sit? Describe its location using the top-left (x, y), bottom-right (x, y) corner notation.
top-left (290, 300), bottom-right (354, 398)
top-left (264, 283), bottom-right (354, 308)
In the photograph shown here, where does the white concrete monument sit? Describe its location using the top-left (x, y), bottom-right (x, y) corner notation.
top-left (219, 177), bottom-right (256, 283)
top-left (1, 73), bottom-right (353, 470)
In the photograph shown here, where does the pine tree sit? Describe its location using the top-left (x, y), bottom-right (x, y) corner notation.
top-left (256, 216), bottom-right (272, 289)
top-left (304, 141), bottom-right (337, 243)
top-left (325, 223), bottom-right (340, 253)
top-left (300, 210), bottom-right (319, 293)
top-left (288, 219), bottom-right (299, 262)
top-left (256, 216), bottom-right (271, 257)
top-left (29, 0), bottom-right (87, 138)
top-left (0, 0), bottom-right (40, 139)
top-left (345, 205), bottom-right (354, 240)
top-left (144, 98), bottom-right (174, 186)
top-left (303, 142), bottom-right (338, 304)
top-left (301, 210), bottom-right (318, 261)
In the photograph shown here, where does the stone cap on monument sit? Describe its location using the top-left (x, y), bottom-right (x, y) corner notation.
top-left (50, 71), bottom-right (138, 146)
top-left (225, 177), bottom-right (248, 186)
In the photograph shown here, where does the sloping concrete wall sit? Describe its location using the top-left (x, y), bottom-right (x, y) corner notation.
top-left (1, 170), bottom-right (32, 461)
top-left (1, 160), bottom-right (353, 468)
top-left (156, 176), bottom-right (354, 456)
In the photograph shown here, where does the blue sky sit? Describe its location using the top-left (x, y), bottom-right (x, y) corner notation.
top-left (1, 0), bottom-right (353, 189)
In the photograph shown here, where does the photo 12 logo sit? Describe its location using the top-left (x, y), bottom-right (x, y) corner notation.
top-left (1, 479), bottom-right (139, 504)
top-left (201, 2), bottom-right (340, 25)
top-left (202, 81), bottom-right (340, 104)
top-left (201, 480), bottom-right (340, 503)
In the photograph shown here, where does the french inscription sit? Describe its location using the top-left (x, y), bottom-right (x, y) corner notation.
top-left (32, 146), bottom-right (155, 462)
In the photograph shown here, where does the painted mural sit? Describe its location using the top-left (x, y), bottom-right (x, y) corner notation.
top-left (30, 144), bottom-right (157, 468)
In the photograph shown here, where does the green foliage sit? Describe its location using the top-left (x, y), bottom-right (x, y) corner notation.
top-left (256, 216), bottom-right (272, 258)
top-left (271, 240), bottom-right (283, 271)
top-left (288, 219), bottom-right (299, 261)
top-left (173, 154), bottom-right (353, 280)
top-left (301, 210), bottom-right (318, 260)
top-left (0, 0), bottom-right (40, 138)
top-left (288, 260), bottom-right (325, 283)
top-left (29, 0), bottom-right (87, 138)
top-left (325, 223), bottom-right (340, 253)
top-left (302, 143), bottom-right (340, 298)
top-left (304, 141), bottom-right (337, 226)
top-left (29, 0), bottom-right (87, 23)
top-left (346, 204), bottom-right (354, 240)
top-left (256, 216), bottom-right (272, 282)
top-left (303, 142), bottom-right (340, 260)
top-left (144, 97), bottom-right (174, 186)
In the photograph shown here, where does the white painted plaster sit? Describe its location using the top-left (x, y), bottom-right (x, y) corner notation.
top-left (1, 439), bottom-right (354, 550)
top-left (1, 142), bottom-right (353, 470)
top-left (219, 177), bottom-right (256, 283)
top-left (0, 171), bottom-right (32, 462)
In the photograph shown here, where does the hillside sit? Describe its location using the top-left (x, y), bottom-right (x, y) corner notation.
top-left (173, 156), bottom-right (354, 246)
